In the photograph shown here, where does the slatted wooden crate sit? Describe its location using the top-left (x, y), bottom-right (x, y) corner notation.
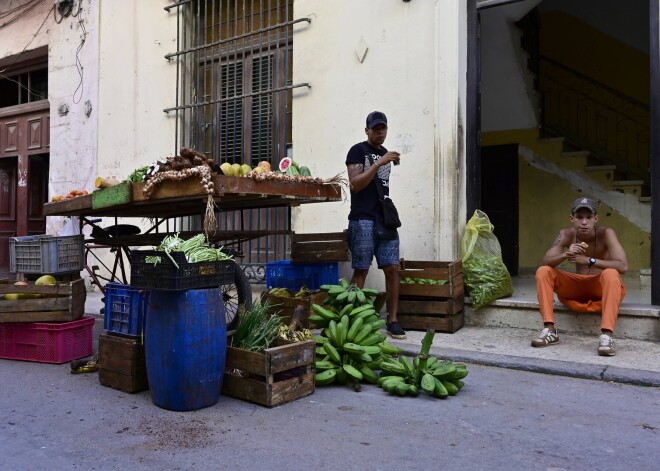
top-left (0, 278), bottom-right (86, 323)
top-left (98, 333), bottom-right (149, 394)
top-left (397, 259), bottom-right (464, 333)
top-left (260, 290), bottom-right (328, 328)
top-left (290, 231), bottom-right (350, 263)
top-left (222, 338), bottom-right (315, 407)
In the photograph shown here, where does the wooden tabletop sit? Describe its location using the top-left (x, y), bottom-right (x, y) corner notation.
top-left (44, 175), bottom-right (343, 218)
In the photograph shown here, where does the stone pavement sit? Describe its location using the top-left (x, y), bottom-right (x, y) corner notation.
top-left (85, 289), bottom-right (660, 388)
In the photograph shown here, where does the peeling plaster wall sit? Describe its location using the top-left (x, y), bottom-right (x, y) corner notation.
top-left (97, 1), bottom-right (177, 185)
top-left (0, 0), bottom-right (99, 236)
top-left (292, 0), bottom-right (467, 287)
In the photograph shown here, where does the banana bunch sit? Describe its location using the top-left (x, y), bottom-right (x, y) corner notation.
top-left (278, 325), bottom-right (313, 342)
top-left (313, 304), bottom-right (402, 388)
top-left (378, 329), bottom-right (468, 398)
top-left (293, 285), bottom-right (312, 298)
top-left (267, 287), bottom-right (292, 298)
top-left (319, 278), bottom-right (379, 309)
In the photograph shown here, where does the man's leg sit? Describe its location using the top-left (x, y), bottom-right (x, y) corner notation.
top-left (597, 269), bottom-right (626, 357)
top-left (599, 268), bottom-right (626, 334)
top-left (374, 234), bottom-right (404, 339)
top-left (351, 269), bottom-right (369, 288)
top-left (348, 219), bottom-right (374, 289)
top-left (535, 265), bottom-right (559, 329)
top-left (382, 264), bottom-right (399, 324)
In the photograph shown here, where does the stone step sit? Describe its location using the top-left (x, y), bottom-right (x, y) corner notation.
top-left (585, 164), bottom-right (625, 187)
top-left (465, 298), bottom-right (658, 342)
top-left (611, 180), bottom-right (646, 197)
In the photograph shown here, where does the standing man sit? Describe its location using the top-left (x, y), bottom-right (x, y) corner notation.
top-left (532, 197), bottom-right (627, 356)
top-left (345, 111), bottom-right (405, 339)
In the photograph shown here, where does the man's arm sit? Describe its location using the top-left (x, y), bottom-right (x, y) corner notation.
top-left (591, 228), bottom-right (628, 274)
top-left (347, 162), bottom-right (379, 193)
top-left (540, 229), bottom-right (574, 267)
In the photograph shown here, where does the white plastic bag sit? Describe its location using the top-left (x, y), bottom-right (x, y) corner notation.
top-left (61, 217), bottom-right (81, 236)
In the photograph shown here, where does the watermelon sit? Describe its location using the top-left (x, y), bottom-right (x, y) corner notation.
top-left (279, 157), bottom-right (292, 172)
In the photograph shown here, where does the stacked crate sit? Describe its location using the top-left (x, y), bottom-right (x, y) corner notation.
top-left (98, 283), bottom-right (150, 393)
top-left (0, 234), bottom-right (93, 364)
top-left (396, 259), bottom-right (465, 333)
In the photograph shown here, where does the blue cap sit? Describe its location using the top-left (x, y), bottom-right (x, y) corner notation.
top-left (366, 111), bottom-right (387, 129)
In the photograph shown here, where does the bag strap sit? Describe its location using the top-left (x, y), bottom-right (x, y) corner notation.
top-left (361, 143), bottom-right (387, 201)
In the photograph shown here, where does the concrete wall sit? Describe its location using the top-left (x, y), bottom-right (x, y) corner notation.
top-left (292, 0), bottom-right (468, 287)
top-left (96, 1), bottom-right (178, 185)
top-left (480, 0), bottom-right (541, 132)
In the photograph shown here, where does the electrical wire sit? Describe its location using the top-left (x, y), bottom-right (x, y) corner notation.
top-left (0, 0), bottom-right (43, 28)
top-left (72, 6), bottom-right (86, 104)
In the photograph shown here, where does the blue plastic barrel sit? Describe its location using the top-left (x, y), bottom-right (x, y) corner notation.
top-left (145, 288), bottom-right (226, 411)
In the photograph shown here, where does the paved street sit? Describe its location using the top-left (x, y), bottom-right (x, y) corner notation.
top-left (1, 347), bottom-right (658, 470)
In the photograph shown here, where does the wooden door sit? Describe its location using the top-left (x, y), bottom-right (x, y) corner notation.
top-left (0, 158), bottom-right (17, 276)
top-left (28, 155), bottom-right (48, 235)
top-left (0, 102), bottom-right (50, 276)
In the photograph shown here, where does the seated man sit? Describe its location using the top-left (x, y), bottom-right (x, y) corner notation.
top-left (532, 197), bottom-right (628, 356)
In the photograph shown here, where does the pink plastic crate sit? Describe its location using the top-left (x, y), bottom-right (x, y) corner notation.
top-left (0, 317), bottom-right (94, 364)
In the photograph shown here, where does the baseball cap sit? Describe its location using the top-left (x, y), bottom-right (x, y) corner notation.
top-left (571, 197), bottom-right (598, 214)
top-left (366, 111), bottom-right (387, 129)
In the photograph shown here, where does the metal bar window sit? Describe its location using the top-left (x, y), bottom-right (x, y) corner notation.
top-left (166, 0), bottom-right (297, 269)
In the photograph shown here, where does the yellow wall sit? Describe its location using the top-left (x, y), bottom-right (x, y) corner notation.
top-left (482, 129), bottom-right (650, 274)
top-left (539, 11), bottom-right (650, 104)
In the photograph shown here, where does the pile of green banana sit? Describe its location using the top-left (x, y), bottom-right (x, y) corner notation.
top-left (312, 279), bottom-right (402, 389)
top-left (267, 285), bottom-right (313, 298)
top-left (319, 279), bottom-right (379, 308)
top-left (277, 325), bottom-right (314, 342)
top-left (378, 329), bottom-right (468, 398)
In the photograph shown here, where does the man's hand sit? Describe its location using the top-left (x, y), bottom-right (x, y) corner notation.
top-left (379, 151), bottom-right (400, 166)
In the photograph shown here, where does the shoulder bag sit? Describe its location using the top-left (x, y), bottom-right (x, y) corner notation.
top-left (365, 153), bottom-right (402, 239)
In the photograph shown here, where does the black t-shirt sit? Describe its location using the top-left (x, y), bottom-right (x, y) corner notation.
top-left (345, 141), bottom-right (391, 221)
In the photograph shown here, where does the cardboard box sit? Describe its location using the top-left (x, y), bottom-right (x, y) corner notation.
top-left (98, 333), bottom-right (149, 394)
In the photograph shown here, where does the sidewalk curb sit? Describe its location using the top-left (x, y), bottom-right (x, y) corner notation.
top-left (397, 345), bottom-right (660, 388)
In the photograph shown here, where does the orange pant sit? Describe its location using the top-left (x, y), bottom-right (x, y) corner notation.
top-left (535, 266), bottom-right (626, 332)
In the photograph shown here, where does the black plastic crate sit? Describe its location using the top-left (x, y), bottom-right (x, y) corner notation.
top-left (130, 250), bottom-right (235, 291)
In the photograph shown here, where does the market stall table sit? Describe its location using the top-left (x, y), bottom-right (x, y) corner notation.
top-left (43, 174), bottom-right (343, 324)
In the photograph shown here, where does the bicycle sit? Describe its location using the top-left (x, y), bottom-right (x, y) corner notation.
top-left (81, 217), bottom-right (251, 329)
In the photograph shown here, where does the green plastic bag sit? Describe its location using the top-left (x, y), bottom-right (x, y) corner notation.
top-left (460, 210), bottom-right (513, 309)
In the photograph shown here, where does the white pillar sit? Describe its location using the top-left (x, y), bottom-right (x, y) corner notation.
top-left (434, 0), bottom-right (468, 261)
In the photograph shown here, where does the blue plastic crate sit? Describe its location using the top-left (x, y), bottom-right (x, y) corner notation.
top-left (104, 283), bottom-right (149, 338)
top-left (265, 260), bottom-right (339, 290)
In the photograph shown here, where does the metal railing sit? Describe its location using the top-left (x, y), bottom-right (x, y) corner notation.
top-left (539, 55), bottom-right (650, 188)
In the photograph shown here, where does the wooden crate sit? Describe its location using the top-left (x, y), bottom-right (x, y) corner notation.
top-left (397, 259), bottom-right (464, 333)
top-left (98, 333), bottom-right (149, 394)
top-left (0, 278), bottom-right (86, 323)
top-left (260, 290), bottom-right (328, 328)
top-left (398, 259), bottom-right (464, 299)
top-left (222, 339), bottom-right (315, 407)
top-left (290, 231), bottom-right (350, 263)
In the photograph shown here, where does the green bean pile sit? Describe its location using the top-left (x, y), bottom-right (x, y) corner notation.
top-left (152, 233), bottom-right (234, 268)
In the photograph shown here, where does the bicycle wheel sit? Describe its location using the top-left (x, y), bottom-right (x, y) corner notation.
top-left (222, 262), bottom-right (252, 330)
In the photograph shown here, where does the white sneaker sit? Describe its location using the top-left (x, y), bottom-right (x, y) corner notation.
top-left (531, 327), bottom-right (559, 347)
top-left (598, 334), bottom-right (616, 356)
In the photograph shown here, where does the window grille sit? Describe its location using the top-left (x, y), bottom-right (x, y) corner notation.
top-left (164, 0), bottom-right (310, 270)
